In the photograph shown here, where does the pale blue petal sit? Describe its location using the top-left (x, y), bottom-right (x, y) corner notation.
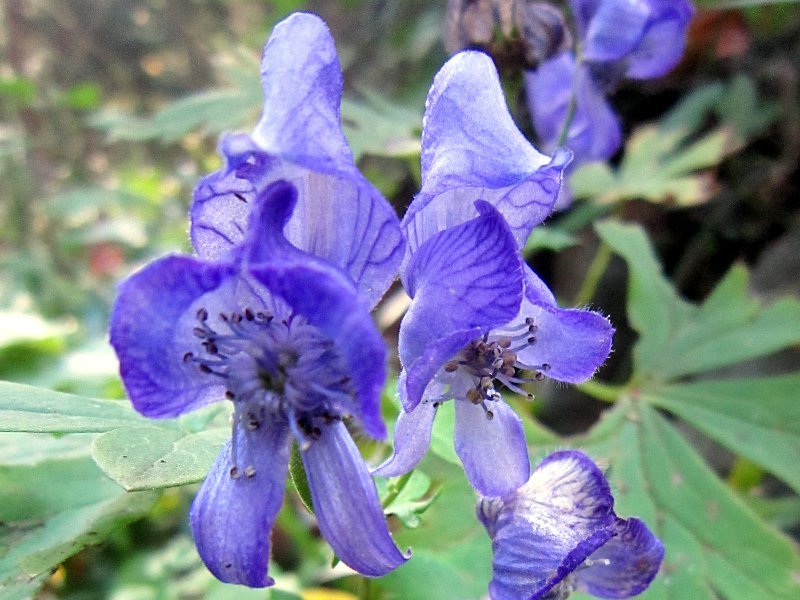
top-left (372, 397), bottom-right (437, 478)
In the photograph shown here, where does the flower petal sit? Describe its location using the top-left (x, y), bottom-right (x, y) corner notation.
top-left (404, 51), bottom-right (568, 255)
top-left (398, 201), bottom-right (523, 410)
top-left (454, 399), bottom-right (530, 497)
top-left (109, 255), bottom-right (238, 418)
top-left (372, 391), bottom-right (437, 477)
top-left (577, 518), bottom-right (665, 598)
top-left (626, 2), bottom-right (694, 79)
top-left (495, 266), bottom-right (613, 383)
top-left (486, 450), bottom-right (618, 599)
top-left (302, 421), bottom-right (410, 576)
top-left (189, 421), bottom-right (292, 587)
top-left (246, 181), bottom-right (388, 439)
top-left (526, 52), bottom-right (622, 163)
top-left (189, 15), bottom-right (403, 306)
top-left (581, 0), bottom-right (650, 63)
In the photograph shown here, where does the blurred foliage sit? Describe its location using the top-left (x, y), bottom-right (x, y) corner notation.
top-left (1, 0), bottom-right (800, 599)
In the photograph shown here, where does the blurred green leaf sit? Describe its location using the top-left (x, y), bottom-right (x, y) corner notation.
top-left (0, 436), bottom-right (154, 597)
top-left (341, 90), bottom-right (421, 159)
top-left (429, 404), bottom-right (460, 466)
top-left (523, 225), bottom-right (578, 255)
top-left (91, 424), bottom-right (227, 491)
top-left (64, 82), bottom-right (102, 111)
top-left (584, 402), bottom-right (800, 600)
top-left (0, 381), bottom-right (144, 433)
top-left (381, 470), bottom-right (439, 529)
top-left (596, 220), bottom-right (800, 382)
top-left (0, 76), bottom-right (36, 107)
top-left (644, 374), bottom-right (800, 494)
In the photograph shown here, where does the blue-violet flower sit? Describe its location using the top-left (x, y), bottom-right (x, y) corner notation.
top-left (109, 13), bottom-right (407, 588)
top-left (478, 450), bottom-right (664, 600)
top-left (374, 51), bottom-right (613, 498)
top-left (570, 0), bottom-right (694, 80)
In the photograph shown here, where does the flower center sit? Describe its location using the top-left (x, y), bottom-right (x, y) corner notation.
top-left (439, 316), bottom-right (550, 418)
top-left (183, 305), bottom-right (353, 475)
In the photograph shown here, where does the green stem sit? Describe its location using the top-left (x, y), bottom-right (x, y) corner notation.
top-left (556, 94), bottom-right (578, 148)
top-left (573, 242), bottom-right (612, 306)
top-left (577, 379), bottom-right (623, 403)
top-left (381, 471), bottom-right (413, 509)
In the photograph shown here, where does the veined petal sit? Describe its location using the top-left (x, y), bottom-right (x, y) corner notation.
top-left (486, 451), bottom-right (618, 600)
top-left (247, 181), bottom-right (388, 439)
top-left (189, 421), bottom-right (292, 587)
top-left (581, 0), bottom-right (650, 63)
top-left (190, 15), bottom-right (403, 306)
top-left (495, 266), bottom-right (613, 383)
top-left (372, 390), bottom-right (438, 477)
top-left (109, 255), bottom-right (238, 418)
top-left (454, 399), bottom-right (530, 497)
top-left (577, 518), bottom-right (665, 598)
top-left (302, 421), bottom-right (409, 576)
top-left (404, 51), bottom-right (568, 256)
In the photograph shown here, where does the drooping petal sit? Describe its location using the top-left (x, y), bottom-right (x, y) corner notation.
top-left (577, 518), bottom-right (665, 598)
top-left (581, 0), bottom-right (650, 64)
top-left (398, 200), bottom-right (523, 409)
top-left (403, 51), bottom-right (569, 256)
top-left (495, 266), bottom-right (613, 383)
top-left (453, 399), bottom-right (530, 497)
top-left (302, 421), bottom-right (410, 576)
top-left (486, 451), bottom-right (618, 600)
top-left (372, 388), bottom-right (438, 478)
top-left (189, 15), bottom-right (403, 305)
top-left (189, 420), bottom-right (292, 587)
top-left (526, 52), bottom-right (622, 164)
top-left (246, 181), bottom-right (388, 439)
top-left (109, 255), bottom-right (239, 418)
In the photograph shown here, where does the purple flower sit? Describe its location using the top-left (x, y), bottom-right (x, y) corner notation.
top-left (478, 450), bottom-right (664, 600)
top-left (374, 52), bottom-right (613, 498)
top-left (525, 51), bottom-right (622, 164)
top-left (571, 0), bottom-right (694, 79)
top-left (109, 13), bottom-right (408, 587)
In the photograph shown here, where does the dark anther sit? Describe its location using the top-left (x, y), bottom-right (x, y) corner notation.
top-left (196, 308), bottom-right (208, 321)
top-left (244, 466), bottom-right (256, 478)
top-left (234, 193), bottom-right (248, 203)
top-left (534, 371), bottom-right (545, 381)
top-left (432, 401), bottom-right (441, 409)
top-left (542, 363), bottom-right (551, 371)
top-left (219, 312), bottom-right (229, 321)
top-left (244, 308), bottom-right (255, 321)
top-left (203, 341), bottom-right (218, 355)
top-left (527, 336), bottom-right (537, 344)
top-left (225, 390), bottom-right (235, 399)
top-left (183, 352), bottom-right (194, 362)
top-left (229, 466), bottom-right (241, 479)
top-left (525, 317), bottom-right (535, 325)
top-left (193, 327), bottom-right (207, 338)
top-left (467, 388), bottom-right (482, 404)
top-left (498, 337), bottom-right (512, 349)
top-left (198, 364), bottom-right (213, 374)
top-left (485, 410), bottom-right (495, 420)
top-left (256, 311), bottom-right (273, 322)
top-left (247, 413), bottom-right (260, 430)
top-left (312, 427), bottom-right (322, 440)
top-left (445, 361), bottom-right (459, 373)
top-left (231, 312), bottom-right (242, 323)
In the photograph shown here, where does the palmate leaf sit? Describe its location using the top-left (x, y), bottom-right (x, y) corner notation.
top-left (595, 220), bottom-right (800, 382)
top-left (0, 435), bottom-right (155, 597)
top-left (580, 402), bottom-right (800, 600)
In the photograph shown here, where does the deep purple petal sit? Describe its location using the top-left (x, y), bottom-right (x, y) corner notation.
top-left (577, 518), bottom-right (665, 598)
top-left (302, 421), bottom-right (409, 576)
top-left (372, 396), bottom-right (437, 477)
top-left (190, 14), bottom-right (403, 306)
top-left (494, 266), bottom-right (613, 383)
top-left (486, 451), bottom-right (618, 600)
top-left (453, 399), bottom-right (530, 497)
top-left (526, 52), bottom-right (622, 164)
top-left (246, 181), bottom-right (388, 439)
top-left (581, 0), bottom-right (650, 63)
top-left (189, 421), bottom-right (292, 587)
top-left (399, 201), bottom-right (523, 368)
top-left (569, 0), bottom-right (602, 38)
top-left (404, 51), bottom-right (568, 256)
top-left (109, 255), bottom-right (239, 418)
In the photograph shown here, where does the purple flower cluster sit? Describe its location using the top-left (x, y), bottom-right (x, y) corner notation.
top-left (109, 8), bottom-right (673, 599)
top-left (527, 0), bottom-right (694, 204)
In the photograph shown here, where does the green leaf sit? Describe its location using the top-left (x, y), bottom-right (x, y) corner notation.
top-left (429, 404), bottom-right (459, 466)
top-left (523, 225), bottom-right (578, 255)
top-left (341, 90), bottom-right (421, 160)
top-left (584, 403), bottom-right (800, 599)
top-left (644, 374), bottom-right (800, 494)
top-left (0, 436), bottom-right (155, 596)
top-left (381, 470), bottom-right (439, 529)
top-left (0, 381), bottom-right (145, 433)
top-left (91, 425), bottom-right (228, 491)
top-left (288, 442), bottom-right (314, 514)
top-left (596, 220), bottom-right (800, 381)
